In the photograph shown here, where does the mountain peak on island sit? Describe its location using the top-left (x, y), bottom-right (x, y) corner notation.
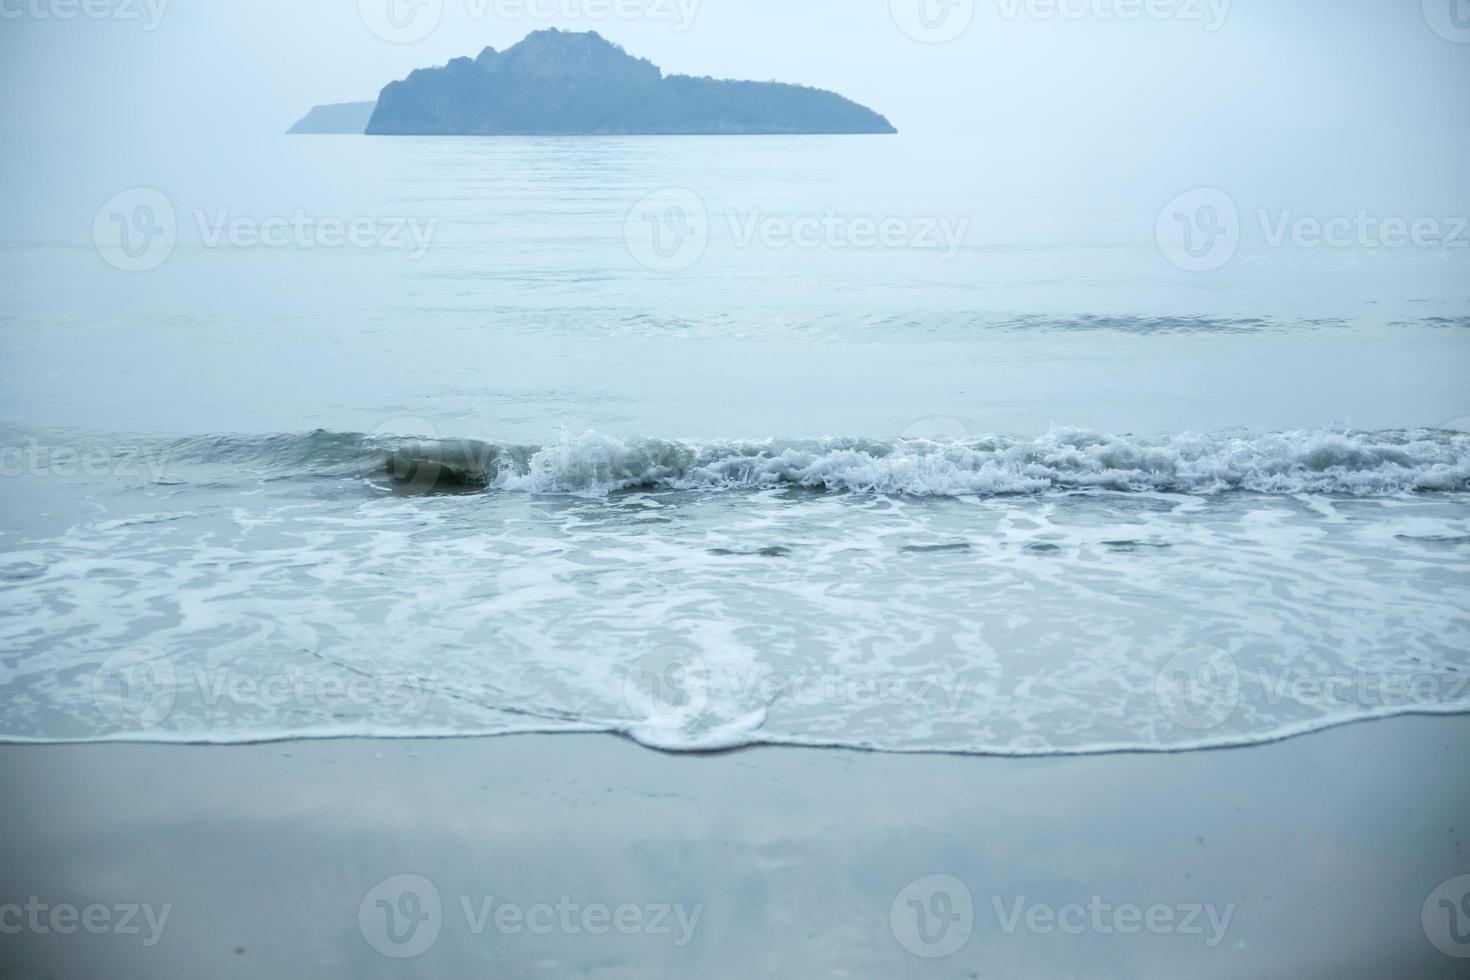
top-left (462, 29), bottom-right (661, 88)
top-left (361, 29), bottom-right (896, 137)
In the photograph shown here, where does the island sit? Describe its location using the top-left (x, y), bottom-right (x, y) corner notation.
top-left (286, 101), bottom-right (378, 135)
top-left (288, 29), bottom-right (895, 136)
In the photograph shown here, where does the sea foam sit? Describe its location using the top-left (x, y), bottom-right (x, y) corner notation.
top-left (367, 427), bottom-right (1470, 497)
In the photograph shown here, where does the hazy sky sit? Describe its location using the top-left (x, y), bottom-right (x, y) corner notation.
top-left (2, 0), bottom-right (1466, 142)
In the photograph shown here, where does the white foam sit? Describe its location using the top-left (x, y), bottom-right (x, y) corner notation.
top-left (454, 427), bottom-right (1470, 497)
top-left (4, 433), bottom-right (1468, 758)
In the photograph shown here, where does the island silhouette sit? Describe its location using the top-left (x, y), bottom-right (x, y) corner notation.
top-left (289, 29), bottom-right (895, 136)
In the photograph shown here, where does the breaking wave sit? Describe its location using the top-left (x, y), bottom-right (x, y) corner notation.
top-left (160, 426), bottom-right (1470, 497)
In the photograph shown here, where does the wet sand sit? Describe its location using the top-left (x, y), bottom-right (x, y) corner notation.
top-left (1, 716), bottom-right (1468, 978)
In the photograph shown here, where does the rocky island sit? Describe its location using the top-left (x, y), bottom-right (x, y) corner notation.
top-left (289, 29), bottom-right (895, 136)
top-left (286, 101), bottom-right (377, 135)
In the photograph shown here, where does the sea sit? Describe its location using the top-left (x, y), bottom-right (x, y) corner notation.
top-left (1, 133), bottom-right (1467, 754)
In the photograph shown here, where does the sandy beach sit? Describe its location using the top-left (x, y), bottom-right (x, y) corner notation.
top-left (2, 715), bottom-right (1467, 979)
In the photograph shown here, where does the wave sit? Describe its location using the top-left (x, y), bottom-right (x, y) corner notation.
top-left (152, 425), bottom-right (1470, 497)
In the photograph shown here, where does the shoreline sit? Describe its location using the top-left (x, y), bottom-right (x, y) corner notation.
top-left (2, 714), bottom-right (1468, 978)
top-left (6, 704), bottom-right (1470, 757)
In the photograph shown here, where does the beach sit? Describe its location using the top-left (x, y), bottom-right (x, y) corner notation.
top-left (3, 715), bottom-right (1467, 978)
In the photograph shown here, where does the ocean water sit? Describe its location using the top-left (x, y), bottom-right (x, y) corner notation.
top-left (1, 135), bottom-right (1468, 753)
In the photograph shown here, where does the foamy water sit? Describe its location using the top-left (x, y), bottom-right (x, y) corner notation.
top-left (373, 427), bottom-right (1470, 496)
top-left (1, 135), bottom-right (1468, 753)
top-left (1, 422), bottom-right (1467, 753)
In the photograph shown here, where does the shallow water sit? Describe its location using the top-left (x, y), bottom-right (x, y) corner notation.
top-left (1, 135), bottom-right (1468, 752)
